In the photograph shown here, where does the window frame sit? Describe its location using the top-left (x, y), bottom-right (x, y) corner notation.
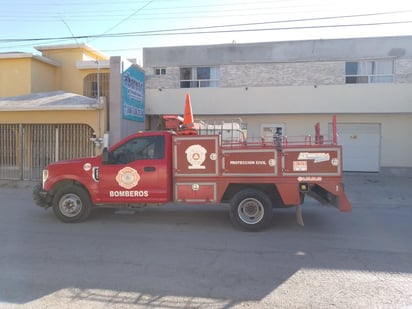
top-left (109, 135), bottom-right (165, 164)
top-left (179, 66), bottom-right (220, 88)
top-left (345, 59), bottom-right (394, 84)
top-left (154, 68), bottom-right (166, 76)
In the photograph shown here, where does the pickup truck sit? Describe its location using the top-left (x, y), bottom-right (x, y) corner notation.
top-left (34, 95), bottom-right (351, 231)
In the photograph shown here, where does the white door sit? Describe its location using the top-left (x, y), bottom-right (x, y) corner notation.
top-left (330, 123), bottom-right (380, 172)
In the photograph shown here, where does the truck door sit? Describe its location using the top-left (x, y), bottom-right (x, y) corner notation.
top-left (97, 134), bottom-right (170, 204)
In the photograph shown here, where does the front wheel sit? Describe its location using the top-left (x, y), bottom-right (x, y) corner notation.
top-left (52, 184), bottom-right (92, 223)
top-left (229, 189), bottom-right (273, 231)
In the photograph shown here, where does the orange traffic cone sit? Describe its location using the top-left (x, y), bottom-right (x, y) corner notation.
top-left (180, 93), bottom-right (197, 135)
top-left (183, 93), bottom-right (194, 128)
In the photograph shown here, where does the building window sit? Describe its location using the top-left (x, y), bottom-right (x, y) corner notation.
top-left (180, 67), bottom-right (220, 88)
top-left (345, 60), bottom-right (394, 84)
top-left (83, 73), bottom-right (110, 99)
top-left (155, 68), bottom-right (166, 75)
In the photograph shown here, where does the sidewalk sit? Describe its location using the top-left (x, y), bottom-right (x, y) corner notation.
top-left (0, 179), bottom-right (38, 189)
top-left (343, 172), bottom-right (411, 208)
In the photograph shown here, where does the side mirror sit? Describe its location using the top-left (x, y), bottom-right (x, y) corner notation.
top-left (102, 132), bottom-right (110, 164)
top-left (102, 147), bottom-right (109, 164)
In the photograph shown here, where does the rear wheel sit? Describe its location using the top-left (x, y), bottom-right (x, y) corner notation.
top-left (229, 189), bottom-right (273, 231)
top-left (52, 185), bottom-right (92, 223)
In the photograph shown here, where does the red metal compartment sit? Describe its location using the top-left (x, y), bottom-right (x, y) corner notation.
top-left (174, 182), bottom-right (217, 203)
top-left (173, 135), bottom-right (219, 177)
top-left (222, 149), bottom-right (278, 176)
top-left (282, 147), bottom-right (342, 176)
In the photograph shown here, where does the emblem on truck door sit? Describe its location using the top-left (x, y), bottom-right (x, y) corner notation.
top-left (186, 144), bottom-right (207, 169)
top-left (116, 167), bottom-right (140, 189)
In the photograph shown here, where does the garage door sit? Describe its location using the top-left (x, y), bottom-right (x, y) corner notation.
top-left (329, 123), bottom-right (380, 172)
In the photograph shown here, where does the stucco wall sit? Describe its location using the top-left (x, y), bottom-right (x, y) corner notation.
top-left (0, 58), bottom-right (31, 97)
top-left (0, 109), bottom-right (103, 136)
top-left (31, 59), bottom-right (59, 93)
top-left (39, 48), bottom-right (109, 95)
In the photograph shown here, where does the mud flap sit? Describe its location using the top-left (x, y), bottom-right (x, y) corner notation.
top-left (337, 191), bottom-right (352, 212)
top-left (296, 204), bottom-right (304, 226)
top-left (311, 183), bottom-right (352, 212)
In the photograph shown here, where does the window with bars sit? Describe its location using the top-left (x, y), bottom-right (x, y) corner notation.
top-left (345, 60), bottom-right (394, 84)
top-left (83, 73), bottom-right (110, 98)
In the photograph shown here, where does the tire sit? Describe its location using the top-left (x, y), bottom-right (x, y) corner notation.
top-left (229, 188), bottom-right (273, 231)
top-left (52, 184), bottom-right (92, 223)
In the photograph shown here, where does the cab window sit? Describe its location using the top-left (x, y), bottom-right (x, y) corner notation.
top-left (110, 135), bottom-right (164, 164)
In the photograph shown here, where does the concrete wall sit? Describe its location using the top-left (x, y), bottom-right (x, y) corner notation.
top-left (396, 59), bottom-right (412, 83)
top-left (145, 59), bottom-right (412, 90)
top-left (194, 113), bottom-right (412, 168)
top-left (145, 61), bottom-right (346, 89)
top-left (145, 85), bottom-right (412, 168)
top-left (221, 62), bottom-right (345, 87)
top-left (143, 36), bottom-right (412, 67)
top-left (145, 84), bottom-right (412, 115)
top-left (109, 57), bottom-right (145, 146)
top-left (141, 37), bottom-right (412, 170)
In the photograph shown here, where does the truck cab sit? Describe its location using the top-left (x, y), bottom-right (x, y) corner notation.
top-left (35, 131), bottom-right (174, 223)
top-left (98, 131), bottom-right (173, 204)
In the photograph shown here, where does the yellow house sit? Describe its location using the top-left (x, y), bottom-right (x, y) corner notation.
top-left (0, 44), bottom-right (110, 98)
top-left (0, 53), bottom-right (59, 96)
top-left (0, 44), bottom-right (111, 180)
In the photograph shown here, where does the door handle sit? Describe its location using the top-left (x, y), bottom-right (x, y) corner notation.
top-left (144, 166), bottom-right (156, 172)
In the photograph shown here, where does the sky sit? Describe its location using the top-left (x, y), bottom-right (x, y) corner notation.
top-left (1, 0), bottom-right (412, 64)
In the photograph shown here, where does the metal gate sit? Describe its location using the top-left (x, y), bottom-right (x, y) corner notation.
top-left (0, 124), bottom-right (95, 180)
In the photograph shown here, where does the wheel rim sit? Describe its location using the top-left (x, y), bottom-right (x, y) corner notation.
top-left (238, 198), bottom-right (264, 224)
top-left (58, 193), bottom-right (83, 217)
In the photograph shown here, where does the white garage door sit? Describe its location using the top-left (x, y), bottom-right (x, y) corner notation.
top-left (329, 123), bottom-right (381, 172)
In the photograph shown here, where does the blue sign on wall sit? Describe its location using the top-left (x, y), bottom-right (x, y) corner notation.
top-left (122, 66), bottom-right (145, 122)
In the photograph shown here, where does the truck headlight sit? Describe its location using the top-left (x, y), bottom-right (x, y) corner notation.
top-left (42, 169), bottom-right (49, 187)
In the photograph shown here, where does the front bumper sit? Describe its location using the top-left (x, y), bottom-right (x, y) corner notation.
top-left (33, 183), bottom-right (52, 209)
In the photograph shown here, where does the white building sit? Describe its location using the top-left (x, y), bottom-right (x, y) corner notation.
top-left (143, 36), bottom-right (412, 173)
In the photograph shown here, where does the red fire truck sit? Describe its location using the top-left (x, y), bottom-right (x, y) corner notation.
top-left (34, 94), bottom-right (351, 231)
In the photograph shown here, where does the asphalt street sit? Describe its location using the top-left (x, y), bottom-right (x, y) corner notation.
top-left (0, 172), bottom-right (411, 308)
